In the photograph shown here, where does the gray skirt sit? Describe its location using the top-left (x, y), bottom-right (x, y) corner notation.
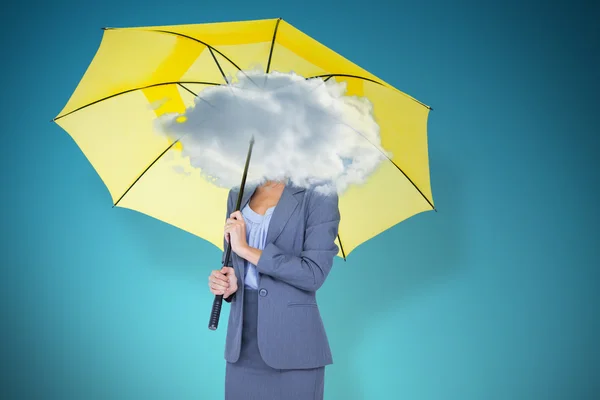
top-left (225, 289), bottom-right (325, 400)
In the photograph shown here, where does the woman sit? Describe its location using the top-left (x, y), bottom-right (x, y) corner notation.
top-left (208, 179), bottom-right (340, 400)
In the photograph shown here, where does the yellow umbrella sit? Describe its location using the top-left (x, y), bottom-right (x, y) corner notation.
top-left (53, 17), bottom-right (435, 260)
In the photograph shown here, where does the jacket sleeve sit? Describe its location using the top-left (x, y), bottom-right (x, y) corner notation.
top-left (255, 191), bottom-right (340, 292)
top-left (223, 189), bottom-right (236, 303)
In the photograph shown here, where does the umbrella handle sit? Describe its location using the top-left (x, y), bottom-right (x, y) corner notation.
top-left (208, 136), bottom-right (255, 331)
top-left (208, 294), bottom-right (224, 330)
top-left (208, 242), bottom-right (234, 331)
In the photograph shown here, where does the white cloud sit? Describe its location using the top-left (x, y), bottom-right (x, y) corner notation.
top-left (155, 69), bottom-right (390, 194)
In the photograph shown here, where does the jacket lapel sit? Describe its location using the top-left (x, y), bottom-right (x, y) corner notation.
top-left (230, 183), bottom-right (305, 270)
top-left (238, 184), bottom-right (257, 213)
top-left (230, 184), bottom-right (256, 271)
top-left (265, 184), bottom-right (305, 245)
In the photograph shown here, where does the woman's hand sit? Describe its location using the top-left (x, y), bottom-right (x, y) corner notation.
top-left (208, 266), bottom-right (238, 299)
top-left (224, 211), bottom-right (249, 256)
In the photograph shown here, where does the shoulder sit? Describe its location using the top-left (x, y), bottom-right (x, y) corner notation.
top-left (303, 187), bottom-right (340, 220)
top-left (226, 187), bottom-right (238, 212)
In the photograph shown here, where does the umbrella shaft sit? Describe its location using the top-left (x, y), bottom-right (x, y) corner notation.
top-left (209, 136), bottom-right (255, 331)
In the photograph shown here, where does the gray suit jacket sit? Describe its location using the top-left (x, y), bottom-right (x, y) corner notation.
top-left (222, 183), bottom-right (340, 370)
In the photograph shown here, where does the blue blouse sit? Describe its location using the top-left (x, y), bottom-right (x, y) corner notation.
top-left (241, 202), bottom-right (275, 289)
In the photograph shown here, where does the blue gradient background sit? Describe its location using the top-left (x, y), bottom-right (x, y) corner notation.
top-left (2, 1), bottom-right (598, 399)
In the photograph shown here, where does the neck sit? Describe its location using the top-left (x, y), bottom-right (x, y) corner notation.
top-left (261, 178), bottom-right (286, 190)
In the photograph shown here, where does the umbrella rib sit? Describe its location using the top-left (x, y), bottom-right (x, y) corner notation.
top-left (143, 28), bottom-right (259, 89)
top-left (299, 95), bottom-right (435, 211)
top-left (178, 82), bottom-right (435, 219)
top-left (178, 83), bottom-right (218, 109)
top-left (154, 29), bottom-right (261, 89)
top-left (53, 81), bottom-right (222, 121)
top-left (102, 28), bottom-right (431, 110)
top-left (390, 160), bottom-right (436, 211)
top-left (311, 73), bottom-right (385, 86)
top-left (177, 83), bottom-right (197, 97)
top-left (337, 234), bottom-right (347, 261)
top-left (104, 27), bottom-right (263, 88)
top-left (115, 28), bottom-right (246, 74)
top-left (348, 129), bottom-right (436, 210)
top-left (209, 48), bottom-right (229, 84)
top-left (113, 139), bottom-right (181, 207)
top-left (266, 18), bottom-right (282, 73)
top-left (309, 74), bottom-right (433, 110)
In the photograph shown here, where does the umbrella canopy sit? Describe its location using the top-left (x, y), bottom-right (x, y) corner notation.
top-left (54, 18), bottom-right (434, 258)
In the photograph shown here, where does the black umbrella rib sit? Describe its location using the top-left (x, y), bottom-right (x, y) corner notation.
top-left (143, 29), bottom-right (262, 88)
top-left (177, 83), bottom-right (197, 97)
top-left (311, 73), bottom-right (385, 86)
top-left (309, 74), bottom-right (432, 110)
top-left (391, 160), bottom-right (436, 211)
top-left (266, 18), bottom-right (282, 73)
top-left (103, 27), bottom-right (431, 109)
top-left (53, 81), bottom-right (221, 121)
top-left (337, 234), bottom-right (347, 261)
top-left (304, 77), bottom-right (436, 210)
top-left (108, 27), bottom-right (246, 75)
top-left (113, 139), bottom-right (181, 207)
top-left (209, 47), bottom-right (229, 84)
top-left (308, 75), bottom-right (434, 209)
top-left (338, 120), bottom-right (435, 210)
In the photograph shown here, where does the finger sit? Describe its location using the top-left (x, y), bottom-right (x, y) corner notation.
top-left (209, 283), bottom-right (229, 293)
top-left (224, 219), bottom-right (235, 230)
top-left (211, 287), bottom-right (228, 295)
top-left (210, 279), bottom-right (229, 290)
top-left (210, 272), bottom-right (229, 284)
top-left (210, 275), bottom-right (229, 285)
top-left (225, 220), bottom-right (243, 229)
top-left (208, 277), bottom-right (229, 287)
top-left (211, 270), bottom-right (226, 278)
top-left (224, 223), bottom-right (238, 232)
top-left (230, 211), bottom-right (243, 220)
top-left (209, 280), bottom-right (227, 292)
top-left (224, 282), bottom-right (237, 296)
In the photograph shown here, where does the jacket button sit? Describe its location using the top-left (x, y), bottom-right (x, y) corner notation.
top-left (259, 288), bottom-right (268, 297)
